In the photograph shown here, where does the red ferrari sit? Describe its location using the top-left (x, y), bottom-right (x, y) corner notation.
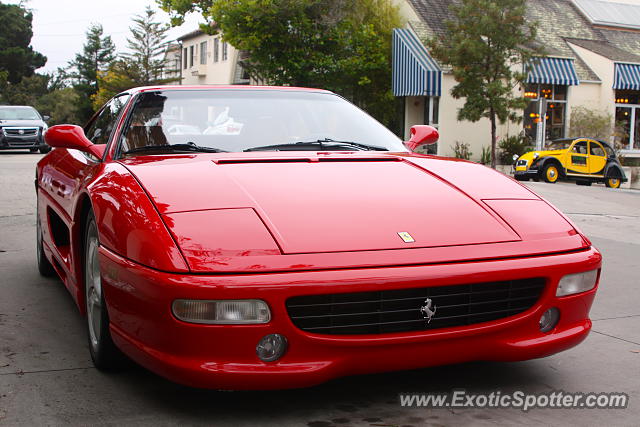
top-left (37, 86), bottom-right (601, 390)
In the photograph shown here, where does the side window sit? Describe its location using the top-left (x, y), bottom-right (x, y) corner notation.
top-left (571, 141), bottom-right (587, 154)
top-left (84, 95), bottom-right (130, 145)
top-left (589, 142), bottom-right (605, 157)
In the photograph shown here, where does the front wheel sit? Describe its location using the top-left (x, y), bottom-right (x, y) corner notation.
top-left (542, 164), bottom-right (559, 183)
top-left (84, 212), bottom-right (124, 370)
top-left (39, 145), bottom-right (51, 154)
top-left (605, 177), bottom-right (621, 188)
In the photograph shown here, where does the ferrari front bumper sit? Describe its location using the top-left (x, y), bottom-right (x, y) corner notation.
top-left (99, 246), bottom-right (601, 390)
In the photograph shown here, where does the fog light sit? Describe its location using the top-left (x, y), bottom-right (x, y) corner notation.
top-left (256, 334), bottom-right (287, 362)
top-left (556, 269), bottom-right (598, 297)
top-left (172, 299), bottom-right (270, 324)
top-left (539, 307), bottom-right (560, 333)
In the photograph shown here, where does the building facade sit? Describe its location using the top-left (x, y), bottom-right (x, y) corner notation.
top-left (177, 30), bottom-right (250, 86)
top-left (394, 0), bottom-right (640, 160)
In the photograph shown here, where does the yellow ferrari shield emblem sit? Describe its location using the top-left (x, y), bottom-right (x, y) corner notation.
top-left (397, 232), bottom-right (415, 243)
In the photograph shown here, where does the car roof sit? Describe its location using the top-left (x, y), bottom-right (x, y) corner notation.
top-left (122, 85), bottom-right (334, 96)
top-left (0, 105), bottom-right (36, 109)
top-left (551, 137), bottom-right (614, 149)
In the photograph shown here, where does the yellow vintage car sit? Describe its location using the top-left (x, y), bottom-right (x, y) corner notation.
top-left (513, 138), bottom-right (627, 188)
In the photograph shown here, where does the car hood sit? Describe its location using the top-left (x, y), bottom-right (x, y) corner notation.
top-left (0, 119), bottom-right (44, 127)
top-left (121, 153), bottom-right (587, 273)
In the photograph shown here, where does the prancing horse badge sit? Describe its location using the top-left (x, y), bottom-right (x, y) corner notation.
top-left (397, 231), bottom-right (415, 243)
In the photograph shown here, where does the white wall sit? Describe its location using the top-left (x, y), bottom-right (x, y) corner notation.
top-left (566, 42), bottom-right (615, 118)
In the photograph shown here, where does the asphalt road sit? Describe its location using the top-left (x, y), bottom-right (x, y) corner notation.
top-left (1, 152), bottom-right (638, 426)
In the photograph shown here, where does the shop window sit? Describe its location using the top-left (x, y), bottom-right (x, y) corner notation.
top-left (615, 89), bottom-right (640, 150)
top-left (420, 97), bottom-right (439, 154)
top-left (183, 48), bottom-right (187, 69)
top-left (189, 45), bottom-right (194, 67)
top-left (214, 38), bottom-right (219, 62)
top-left (523, 84), bottom-right (568, 144)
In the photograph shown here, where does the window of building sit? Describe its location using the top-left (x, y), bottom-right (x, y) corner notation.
top-left (200, 41), bottom-right (207, 64)
top-left (523, 84), bottom-right (568, 145)
top-left (183, 48), bottom-right (187, 69)
top-left (615, 90), bottom-right (640, 150)
top-left (189, 45), bottom-right (194, 67)
top-left (222, 41), bottom-right (228, 61)
top-left (417, 97), bottom-right (440, 155)
top-left (214, 38), bottom-right (220, 63)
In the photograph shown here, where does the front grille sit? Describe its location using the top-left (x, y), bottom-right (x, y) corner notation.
top-left (2, 127), bottom-right (39, 137)
top-left (516, 159), bottom-right (528, 167)
top-left (286, 278), bottom-right (545, 335)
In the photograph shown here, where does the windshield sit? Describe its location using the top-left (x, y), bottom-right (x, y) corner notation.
top-left (546, 140), bottom-right (573, 150)
top-left (119, 90), bottom-right (406, 155)
top-left (0, 107), bottom-right (41, 121)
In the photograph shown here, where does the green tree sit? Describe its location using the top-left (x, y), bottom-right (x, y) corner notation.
top-left (428, 0), bottom-right (539, 168)
top-left (35, 88), bottom-right (81, 125)
top-left (0, 73), bottom-right (49, 105)
top-left (69, 24), bottom-right (116, 122)
top-left (158, 0), bottom-right (402, 126)
top-left (0, 1), bottom-right (46, 84)
top-left (124, 6), bottom-right (171, 85)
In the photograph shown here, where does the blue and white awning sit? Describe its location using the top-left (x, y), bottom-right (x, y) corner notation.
top-left (526, 57), bottom-right (579, 86)
top-left (613, 63), bottom-right (640, 90)
top-left (392, 28), bottom-right (442, 97)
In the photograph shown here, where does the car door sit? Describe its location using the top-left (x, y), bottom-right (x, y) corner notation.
top-left (41, 95), bottom-right (130, 273)
top-left (566, 140), bottom-right (589, 175)
top-left (588, 140), bottom-right (607, 176)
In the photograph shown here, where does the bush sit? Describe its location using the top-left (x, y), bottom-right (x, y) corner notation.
top-left (498, 134), bottom-right (532, 164)
top-left (569, 107), bottom-right (613, 140)
top-left (480, 146), bottom-right (491, 165)
top-left (452, 141), bottom-right (472, 160)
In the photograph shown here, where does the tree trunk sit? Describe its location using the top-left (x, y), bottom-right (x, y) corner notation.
top-left (490, 109), bottom-right (497, 169)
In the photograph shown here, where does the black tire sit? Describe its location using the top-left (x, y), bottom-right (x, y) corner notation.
top-left (39, 145), bottom-right (51, 154)
top-left (30, 148), bottom-right (39, 153)
top-left (36, 197), bottom-right (57, 277)
top-left (514, 175), bottom-right (529, 182)
top-left (576, 180), bottom-right (592, 186)
top-left (84, 211), bottom-right (125, 370)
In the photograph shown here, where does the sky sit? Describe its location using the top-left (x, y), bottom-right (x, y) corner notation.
top-left (6, 0), bottom-right (203, 73)
top-left (7, 0), bottom-right (640, 74)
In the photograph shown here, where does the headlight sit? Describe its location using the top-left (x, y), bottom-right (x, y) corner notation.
top-left (172, 299), bottom-right (271, 324)
top-left (512, 154), bottom-right (519, 161)
top-left (533, 152), bottom-right (540, 159)
top-left (556, 270), bottom-right (599, 297)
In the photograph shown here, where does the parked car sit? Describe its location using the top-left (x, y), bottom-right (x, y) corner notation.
top-left (0, 105), bottom-right (50, 153)
top-left (513, 138), bottom-right (626, 188)
top-left (36, 86), bottom-right (601, 390)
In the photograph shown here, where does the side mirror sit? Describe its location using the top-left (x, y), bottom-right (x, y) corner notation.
top-left (42, 115), bottom-right (50, 122)
top-left (404, 125), bottom-right (439, 152)
top-left (44, 125), bottom-right (104, 158)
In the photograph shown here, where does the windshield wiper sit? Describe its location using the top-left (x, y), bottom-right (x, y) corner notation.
top-left (244, 138), bottom-right (388, 152)
top-left (122, 142), bottom-right (228, 155)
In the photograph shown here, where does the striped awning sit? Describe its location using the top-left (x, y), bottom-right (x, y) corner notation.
top-left (613, 63), bottom-right (640, 90)
top-left (392, 28), bottom-right (442, 97)
top-left (526, 57), bottom-right (579, 86)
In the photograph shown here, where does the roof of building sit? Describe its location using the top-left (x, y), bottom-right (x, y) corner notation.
top-left (177, 29), bottom-right (205, 42)
top-left (573, 0), bottom-right (640, 31)
top-left (565, 37), bottom-right (640, 63)
top-left (405, 0), bottom-right (640, 82)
